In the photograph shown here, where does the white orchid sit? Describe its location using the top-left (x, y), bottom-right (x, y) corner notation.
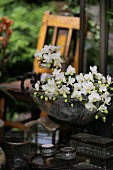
top-left (82, 81), bottom-right (94, 90)
top-left (101, 91), bottom-right (110, 98)
top-left (43, 52), bottom-right (52, 64)
top-left (81, 82), bottom-right (94, 95)
top-left (50, 45), bottom-right (61, 52)
top-left (104, 96), bottom-right (111, 105)
top-left (90, 66), bottom-right (97, 74)
top-left (95, 73), bottom-right (103, 80)
top-left (34, 45), bottom-right (113, 121)
top-left (52, 51), bottom-right (63, 68)
top-left (42, 78), bottom-right (56, 92)
top-left (98, 104), bottom-right (108, 113)
top-left (101, 92), bottom-right (111, 105)
top-left (35, 81), bottom-right (40, 91)
top-left (65, 65), bottom-right (76, 75)
top-left (85, 102), bottom-right (97, 111)
top-left (55, 72), bottom-right (66, 83)
top-left (41, 45), bottom-right (51, 54)
top-left (44, 92), bottom-right (55, 99)
top-left (34, 50), bottom-right (43, 59)
top-left (107, 75), bottom-right (111, 85)
top-left (84, 72), bottom-right (94, 82)
top-left (99, 84), bottom-right (107, 92)
top-left (67, 76), bottom-right (75, 86)
top-left (59, 85), bottom-right (70, 95)
top-left (71, 90), bottom-right (82, 99)
top-left (88, 91), bottom-right (101, 103)
top-left (52, 68), bottom-right (61, 76)
top-left (73, 82), bottom-right (82, 91)
top-left (101, 76), bottom-right (106, 83)
top-left (76, 73), bottom-right (85, 82)
top-left (40, 73), bottom-right (51, 83)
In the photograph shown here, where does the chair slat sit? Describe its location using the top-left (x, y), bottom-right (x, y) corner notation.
top-left (33, 11), bottom-right (50, 73)
top-left (48, 15), bottom-right (80, 30)
top-left (56, 29), bottom-right (67, 56)
top-left (36, 12), bottom-right (50, 50)
top-left (64, 29), bottom-right (73, 58)
top-left (73, 38), bottom-right (79, 74)
top-left (52, 27), bottom-right (58, 46)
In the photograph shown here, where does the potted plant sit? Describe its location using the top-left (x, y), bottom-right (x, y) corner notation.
top-left (30, 45), bottom-right (113, 126)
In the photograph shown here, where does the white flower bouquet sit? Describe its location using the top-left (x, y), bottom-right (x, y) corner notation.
top-left (34, 45), bottom-right (113, 123)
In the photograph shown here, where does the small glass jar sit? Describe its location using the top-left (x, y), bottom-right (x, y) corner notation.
top-left (60, 147), bottom-right (76, 160)
top-left (40, 144), bottom-right (56, 161)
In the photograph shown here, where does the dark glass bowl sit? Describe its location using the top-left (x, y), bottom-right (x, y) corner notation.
top-left (60, 147), bottom-right (76, 160)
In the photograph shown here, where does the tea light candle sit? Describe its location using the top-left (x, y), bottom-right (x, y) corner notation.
top-left (40, 144), bottom-right (56, 161)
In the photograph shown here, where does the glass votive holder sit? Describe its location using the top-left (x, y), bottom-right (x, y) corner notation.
top-left (40, 144), bottom-right (56, 163)
top-left (60, 147), bottom-right (76, 160)
top-left (4, 136), bottom-right (30, 169)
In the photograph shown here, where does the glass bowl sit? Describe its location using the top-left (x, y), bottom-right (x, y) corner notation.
top-left (60, 147), bottom-right (76, 160)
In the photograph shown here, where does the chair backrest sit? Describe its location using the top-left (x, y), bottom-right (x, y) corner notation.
top-left (33, 11), bottom-right (81, 74)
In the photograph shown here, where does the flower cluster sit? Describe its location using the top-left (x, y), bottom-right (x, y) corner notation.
top-left (34, 45), bottom-right (113, 122)
top-left (0, 16), bottom-right (13, 66)
top-left (0, 16), bottom-right (13, 49)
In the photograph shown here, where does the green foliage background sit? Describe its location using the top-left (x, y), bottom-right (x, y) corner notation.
top-left (0, 0), bottom-right (55, 82)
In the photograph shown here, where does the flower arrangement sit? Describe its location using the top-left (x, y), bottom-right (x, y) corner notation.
top-left (34, 45), bottom-right (113, 122)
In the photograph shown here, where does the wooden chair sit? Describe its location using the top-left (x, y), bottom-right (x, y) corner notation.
top-left (0, 11), bottom-right (86, 130)
top-left (34, 11), bottom-right (80, 75)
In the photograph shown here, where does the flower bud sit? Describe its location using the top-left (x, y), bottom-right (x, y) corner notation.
top-left (98, 81), bottom-right (101, 84)
top-left (71, 103), bottom-right (73, 107)
top-left (63, 94), bottom-right (67, 98)
top-left (53, 97), bottom-right (56, 101)
top-left (79, 97), bottom-right (82, 101)
top-left (95, 115), bottom-right (98, 119)
top-left (106, 84), bottom-right (109, 88)
top-left (110, 87), bottom-right (113, 91)
top-left (64, 99), bottom-right (68, 103)
top-left (34, 92), bottom-right (37, 97)
top-left (56, 80), bottom-right (61, 85)
top-left (98, 90), bottom-right (102, 94)
top-left (45, 97), bottom-right (48, 101)
top-left (58, 85), bottom-right (61, 88)
top-left (104, 110), bottom-right (108, 114)
top-left (55, 92), bottom-right (59, 96)
top-left (47, 64), bottom-right (51, 68)
top-left (102, 116), bottom-right (106, 122)
top-left (40, 95), bottom-right (43, 99)
top-left (93, 86), bottom-right (95, 90)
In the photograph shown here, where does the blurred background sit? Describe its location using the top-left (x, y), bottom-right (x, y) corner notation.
top-left (1, 0), bottom-right (113, 131)
top-left (1, 0), bottom-right (113, 84)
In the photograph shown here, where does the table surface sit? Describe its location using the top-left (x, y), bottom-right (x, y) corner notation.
top-left (2, 147), bottom-right (113, 170)
top-left (23, 153), bottom-right (113, 170)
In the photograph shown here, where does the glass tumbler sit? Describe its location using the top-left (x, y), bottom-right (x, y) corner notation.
top-left (4, 136), bottom-right (30, 169)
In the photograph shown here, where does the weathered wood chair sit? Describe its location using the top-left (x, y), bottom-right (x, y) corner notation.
top-left (0, 11), bottom-right (86, 131)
